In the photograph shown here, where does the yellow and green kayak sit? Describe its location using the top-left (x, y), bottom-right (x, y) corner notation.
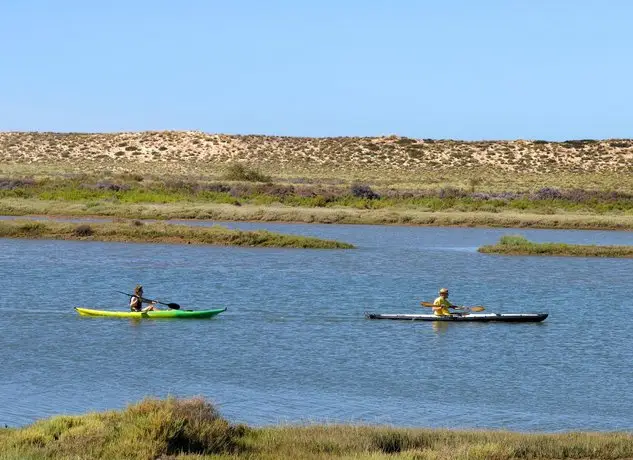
top-left (74, 307), bottom-right (226, 319)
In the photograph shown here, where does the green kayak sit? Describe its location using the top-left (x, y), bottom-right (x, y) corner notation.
top-left (74, 307), bottom-right (226, 319)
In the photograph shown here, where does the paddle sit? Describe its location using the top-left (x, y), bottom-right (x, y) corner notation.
top-left (420, 301), bottom-right (485, 312)
top-left (116, 291), bottom-right (181, 310)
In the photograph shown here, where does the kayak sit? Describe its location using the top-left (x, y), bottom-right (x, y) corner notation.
top-left (74, 307), bottom-right (226, 319)
top-left (365, 313), bottom-right (548, 322)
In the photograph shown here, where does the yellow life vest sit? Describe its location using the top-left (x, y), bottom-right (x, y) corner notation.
top-left (433, 296), bottom-right (453, 316)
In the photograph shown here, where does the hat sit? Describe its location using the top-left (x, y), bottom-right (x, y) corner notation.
top-left (439, 288), bottom-right (449, 294)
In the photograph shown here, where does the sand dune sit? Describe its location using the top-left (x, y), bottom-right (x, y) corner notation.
top-left (1, 131), bottom-right (632, 174)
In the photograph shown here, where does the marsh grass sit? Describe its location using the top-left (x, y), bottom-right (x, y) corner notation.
top-left (3, 176), bottom-right (633, 215)
top-left (1, 398), bottom-right (632, 460)
top-left (3, 153), bottom-right (633, 231)
top-left (0, 219), bottom-right (354, 249)
top-left (0, 397), bottom-right (247, 459)
top-left (2, 199), bottom-right (633, 230)
top-left (479, 235), bottom-right (633, 257)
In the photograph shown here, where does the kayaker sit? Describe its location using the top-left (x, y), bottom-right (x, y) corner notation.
top-left (433, 288), bottom-right (462, 316)
top-left (129, 284), bottom-right (158, 312)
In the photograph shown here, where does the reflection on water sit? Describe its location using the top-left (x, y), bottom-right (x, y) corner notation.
top-left (1, 222), bottom-right (633, 432)
top-left (432, 321), bottom-right (450, 334)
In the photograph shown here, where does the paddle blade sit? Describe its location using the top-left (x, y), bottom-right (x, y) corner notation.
top-left (469, 306), bottom-right (485, 312)
top-left (420, 302), bottom-right (434, 307)
top-left (166, 303), bottom-right (180, 310)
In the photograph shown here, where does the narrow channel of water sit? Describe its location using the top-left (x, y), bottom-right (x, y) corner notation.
top-left (1, 221), bottom-right (632, 431)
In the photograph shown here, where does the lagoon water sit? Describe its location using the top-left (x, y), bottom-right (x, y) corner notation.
top-left (1, 221), bottom-right (632, 432)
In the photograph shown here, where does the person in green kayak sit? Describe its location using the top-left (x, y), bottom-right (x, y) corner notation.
top-left (433, 288), bottom-right (462, 316)
top-left (129, 284), bottom-right (158, 312)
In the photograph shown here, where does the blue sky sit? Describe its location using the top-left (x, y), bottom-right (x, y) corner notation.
top-left (1, 1), bottom-right (631, 140)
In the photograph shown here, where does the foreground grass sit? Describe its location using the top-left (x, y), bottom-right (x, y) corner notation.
top-left (1, 398), bottom-right (631, 460)
top-left (0, 219), bottom-right (354, 249)
top-left (479, 235), bottom-right (633, 257)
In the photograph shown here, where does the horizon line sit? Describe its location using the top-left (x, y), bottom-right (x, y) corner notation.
top-left (1, 130), bottom-right (631, 143)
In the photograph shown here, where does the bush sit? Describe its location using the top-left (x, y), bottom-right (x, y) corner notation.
top-left (2, 397), bottom-right (248, 459)
top-left (223, 164), bottom-right (271, 183)
top-left (438, 187), bottom-right (466, 199)
top-left (0, 178), bottom-right (35, 190)
top-left (196, 183), bottom-right (232, 193)
top-left (257, 183), bottom-right (295, 199)
top-left (86, 181), bottom-right (130, 192)
top-left (563, 139), bottom-right (598, 147)
top-left (162, 179), bottom-right (197, 192)
top-left (499, 234), bottom-right (529, 246)
top-left (532, 187), bottom-right (563, 200)
top-left (18, 221), bottom-right (44, 235)
top-left (73, 224), bottom-right (94, 237)
top-left (350, 184), bottom-right (380, 200)
top-left (395, 137), bottom-right (417, 145)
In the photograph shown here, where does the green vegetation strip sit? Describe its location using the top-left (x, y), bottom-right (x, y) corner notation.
top-left (4, 174), bottom-right (633, 215)
top-left (1, 398), bottom-right (631, 460)
top-left (3, 199), bottom-right (633, 230)
top-left (479, 235), bottom-right (633, 257)
top-left (4, 167), bottom-right (633, 230)
top-left (0, 220), bottom-right (354, 249)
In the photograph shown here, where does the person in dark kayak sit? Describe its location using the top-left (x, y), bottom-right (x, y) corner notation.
top-left (129, 284), bottom-right (158, 312)
top-left (433, 288), bottom-right (462, 316)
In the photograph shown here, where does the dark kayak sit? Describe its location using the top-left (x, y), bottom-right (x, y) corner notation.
top-left (365, 313), bottom-right (548, 322)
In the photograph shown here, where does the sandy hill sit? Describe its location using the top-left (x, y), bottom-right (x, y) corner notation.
top-left (1, 131), bottom-right (632, 174)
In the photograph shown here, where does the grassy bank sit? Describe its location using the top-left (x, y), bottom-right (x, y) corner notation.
top-left (0, 219), bottom-right (354, 249)
top-left (479, 235), bottom-right (633, 257)
top-left (1, 398), bottom-right (631, 460)
top-left (2, 173), bottom-right (633, 229)
top-left (4, 198), bottom-right (633, 230)
top-left (4, 174), bottom-right (633, 214)
top-left (3, 148), bottom-right (633, 231)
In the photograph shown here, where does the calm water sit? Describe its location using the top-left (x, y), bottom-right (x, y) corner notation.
top-left (1, 221), bottom-right (632, 432)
